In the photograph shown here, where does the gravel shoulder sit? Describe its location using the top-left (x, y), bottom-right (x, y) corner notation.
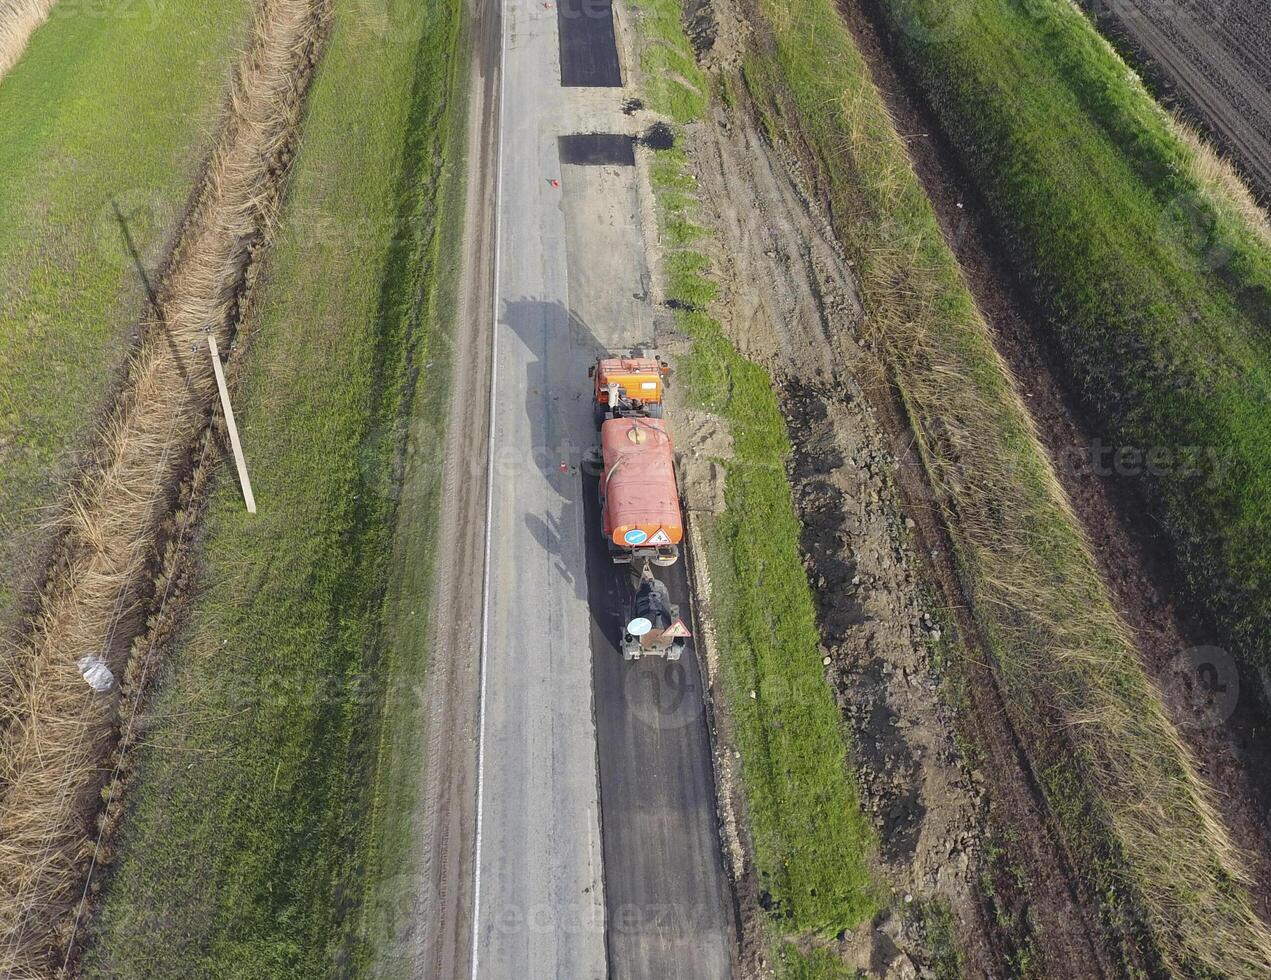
top-left (399, 0), bottom-right (500, 974)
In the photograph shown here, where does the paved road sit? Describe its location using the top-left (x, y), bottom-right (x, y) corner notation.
top-left (581, 479), bottom-right (734, 979)
top-left (558, 0), bottom-right (624, 87)
top-left (468, 0), bottom-right (734, 977)
top-left (472, 1), bottom-right (606, 975)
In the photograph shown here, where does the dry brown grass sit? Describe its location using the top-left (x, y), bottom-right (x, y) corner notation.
top-left (1067, 0), bottom-right (1271, 245)
top-left (1172, 116), bottom-right (1271, 246)
top-left (890, 322), bottom-right (1271, 975)
top-left (0, 0), bottom-right (329, 973)
top-left (850, 22), bottom-right (1271, 975)
top-left (0, 0), bottom-right (57, 79)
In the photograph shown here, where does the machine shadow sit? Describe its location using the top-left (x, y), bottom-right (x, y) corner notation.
top-left (501, 297), bottom-right (629, 622)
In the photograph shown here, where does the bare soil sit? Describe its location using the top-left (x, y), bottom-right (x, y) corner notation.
top-left (656, 17), bottom-right (996, 973)
top-left (683, 86), bottom-right (1131, 977)
top-left (845, 0), bottom-right (1271, 923)
top-left (653, 0), bottom-right (1198, 973)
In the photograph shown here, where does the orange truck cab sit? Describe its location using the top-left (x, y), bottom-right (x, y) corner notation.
top-left (599, 416), bottom-right (683, 565)
top-left (590, 356), bottom-right (668, 426)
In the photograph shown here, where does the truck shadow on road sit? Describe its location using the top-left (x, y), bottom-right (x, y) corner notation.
top-left (501, 295), bottom-right (607, 468)
top-left (501, 297), bottom-right (607, 615)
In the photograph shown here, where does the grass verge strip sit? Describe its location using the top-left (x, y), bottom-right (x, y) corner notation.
top-left (875, 0), bottom-right (1271, 666)
top-left (636, 0), bottom-right (883, 945)
top-left (0, 0), bottom-right (251, 629)
top-left (0, 1), bottom-right (325, 972)
top-left (741, 0), bottom-right (1271, 973)
top-left (82, 2), bottom-right (465, 975)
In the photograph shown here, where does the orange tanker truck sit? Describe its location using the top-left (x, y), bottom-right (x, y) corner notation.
top-left (589, 355), bottom-right (669, 426)
top-left (597, 414), bottom-right (683, 566)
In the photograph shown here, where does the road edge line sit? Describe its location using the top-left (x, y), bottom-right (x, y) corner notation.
top-left (470, 0), bottom-right (508, 974)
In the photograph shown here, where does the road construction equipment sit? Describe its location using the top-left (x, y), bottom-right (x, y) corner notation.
top-left (589, 355), bottom-right (669, 427)
top-left (598, 415), bottom-right (683, 566)
top-left (622, 563), bottom-right (690, 661)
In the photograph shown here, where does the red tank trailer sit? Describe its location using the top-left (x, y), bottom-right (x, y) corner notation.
top-left (598, 415), bottom-right (683, 566)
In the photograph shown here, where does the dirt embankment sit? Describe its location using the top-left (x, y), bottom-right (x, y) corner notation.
top-left (0, 0), bottom-right (57, 79)
top-left (663, 9), bottom-right (990, 974)
top-left (842, 0), bottom-right (1271, 923)
top-left (682, 93), bottom-right (1123, 978)
top-left (667, 0), bottom-right (1168, 975)
top-left (0, 1), bottom-right (330, 973)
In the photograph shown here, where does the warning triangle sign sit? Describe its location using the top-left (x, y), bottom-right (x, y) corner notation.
top-left (648, 528), bottom-right (671, 546)
top-left (664, 619), bottom-right (691, 639)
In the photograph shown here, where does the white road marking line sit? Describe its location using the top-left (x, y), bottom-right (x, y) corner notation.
top-left (470, 0), bottom-right (509, 975)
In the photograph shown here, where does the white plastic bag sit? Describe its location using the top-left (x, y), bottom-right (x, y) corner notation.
top-left (76, 654), bottom-right (116, 693)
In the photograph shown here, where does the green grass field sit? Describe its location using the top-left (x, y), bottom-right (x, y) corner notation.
top-left (876, 0), bottom-right (1271, 667)
top-left (81, 1), bottom-right (466, 975)
top-left (740, 0), bottom-right (1271, 973)
top-left (637, 0), bottom-right (884, 944)
top-left (0, 0), bottom-right (250, 629)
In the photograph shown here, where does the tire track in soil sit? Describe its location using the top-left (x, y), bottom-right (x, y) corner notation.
top-left (0, 2), bottom-right (331, 972)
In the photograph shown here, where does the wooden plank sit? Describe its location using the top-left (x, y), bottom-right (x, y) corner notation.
top-left (207, 334), bottom-right (257, 514)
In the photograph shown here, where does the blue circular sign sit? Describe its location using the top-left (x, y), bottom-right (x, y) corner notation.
top-left (624, 528), bottom-right (648, 546)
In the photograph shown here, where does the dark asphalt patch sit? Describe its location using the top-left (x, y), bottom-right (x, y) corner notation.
top-left (558, 0), bottom-right (623, 87)
top-left (639, 121), bottom-right (676, 151)
top-left (580, 472), bottom-right (736, 975)
top-left (559, 133), bottom-right (636, 167)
